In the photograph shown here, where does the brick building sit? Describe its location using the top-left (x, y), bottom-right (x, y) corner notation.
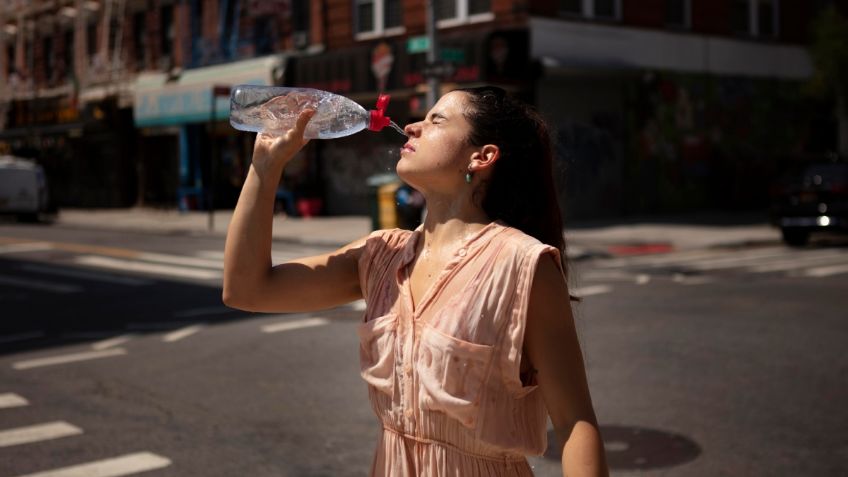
top-left (0, 1), bottom-right (844, 216)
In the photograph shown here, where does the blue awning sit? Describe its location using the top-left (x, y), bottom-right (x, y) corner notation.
top-left (133, 55), bottom-right (286, 127)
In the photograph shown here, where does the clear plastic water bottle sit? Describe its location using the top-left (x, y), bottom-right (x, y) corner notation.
top-left (229, 85), bottom-right (397, 139)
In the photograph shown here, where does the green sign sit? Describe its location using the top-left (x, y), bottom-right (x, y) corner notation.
top-left (440, 48), bottom-right (465, 62)
top-left (407, 36), bottom-right (430, 54)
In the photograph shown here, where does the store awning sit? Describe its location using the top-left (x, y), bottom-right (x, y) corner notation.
top-left (530, 17), bottom-right (813, 79)
top-left (133, 55), bottom-right (286, 127)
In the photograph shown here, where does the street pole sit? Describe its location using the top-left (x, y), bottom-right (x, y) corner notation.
top-left (426, 0), bottom-right (440, 108)
top-left (208, 85), bottom-right (231, 231)
top-left (208, 89), bottom-right (216, 232)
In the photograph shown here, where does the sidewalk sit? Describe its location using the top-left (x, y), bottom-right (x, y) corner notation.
top-left (52, 208), bottom-right (783, 258)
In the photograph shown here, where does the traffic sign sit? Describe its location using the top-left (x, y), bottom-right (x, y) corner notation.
top-left (407, 36), bottom-right (430, 54)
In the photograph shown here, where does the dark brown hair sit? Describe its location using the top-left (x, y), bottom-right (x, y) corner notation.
top-left (456, 86), bottom-right (579, 302)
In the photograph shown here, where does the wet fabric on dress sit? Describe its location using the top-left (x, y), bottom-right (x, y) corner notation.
top-left (356, 220), bottom-right (563, 476)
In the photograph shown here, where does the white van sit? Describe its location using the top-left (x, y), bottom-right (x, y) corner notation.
top-left (0, 155), bottom-right (53, 222)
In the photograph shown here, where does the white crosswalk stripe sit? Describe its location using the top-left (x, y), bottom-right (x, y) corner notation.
top-left (262, 317), bottom-right (329, 333)
top-left (197, 247), bottom-right (333, 265)
top-left (596, 246), bottom-right (848, 279)
top-left (73, 255), bottom-right (221, 280)
top-left (13, 348), bottom-right (127, 370)
top-left (0, 421), bottom-right (83, 448)
top-left (0, 393), bottom-right (29, 409)
top-left (11, 452), bottom-right (172, 477)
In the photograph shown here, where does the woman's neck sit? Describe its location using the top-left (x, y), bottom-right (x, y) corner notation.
top-left (418, 192), bottom-right (491, 254)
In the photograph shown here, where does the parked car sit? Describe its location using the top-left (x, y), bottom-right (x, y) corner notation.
top-left (0, 155), bottom-right (55, 222)
top-left (769, 157), bottom-right (848, 246)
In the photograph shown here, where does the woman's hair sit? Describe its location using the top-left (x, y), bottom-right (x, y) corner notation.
top-left (456, 86), bottom-right (579, 302)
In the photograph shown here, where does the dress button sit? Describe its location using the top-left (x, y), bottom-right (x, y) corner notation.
top-left (457, 248), bottom-right (467, 257)
top-left (405, 409), bottom-right (414, 418)
top-left (404, 364), bottom-right (413, 374)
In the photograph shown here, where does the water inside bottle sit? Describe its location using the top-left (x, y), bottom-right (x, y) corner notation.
top-left (388, 120), bottom-right (407, 137)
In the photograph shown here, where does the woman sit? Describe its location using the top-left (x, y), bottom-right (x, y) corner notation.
top-left (223, 86), bottom-right (609, 476)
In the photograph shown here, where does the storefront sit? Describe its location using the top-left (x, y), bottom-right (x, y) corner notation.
top-left (285, 28), bottom-right (534, 215)
top-left (529, 16), bottom-right (819, 219)
top-left (0, 94), bottom-right (137, 208)
top-left (132, 54), bottom-right (286, 209)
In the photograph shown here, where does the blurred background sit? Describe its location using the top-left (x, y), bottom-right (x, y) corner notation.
top-left (0, 1), bottom-right (846, 477)
top-left (0, 0), bottom-right (845, 221)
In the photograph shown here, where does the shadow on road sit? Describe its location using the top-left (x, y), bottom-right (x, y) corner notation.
top-left (544, 425), bottom-right (701, 471)
top-left (0, 255), bottom-right (361, 357)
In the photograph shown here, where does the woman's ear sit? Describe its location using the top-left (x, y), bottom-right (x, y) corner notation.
top-left (470, 144), bottom-right (500, 172)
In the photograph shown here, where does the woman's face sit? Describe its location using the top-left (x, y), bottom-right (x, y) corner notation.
top-left (397, 91), bottom-right (476, 193)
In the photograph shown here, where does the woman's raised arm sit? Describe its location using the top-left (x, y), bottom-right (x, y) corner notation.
top-left (222, 109), bottom-right (365, 313)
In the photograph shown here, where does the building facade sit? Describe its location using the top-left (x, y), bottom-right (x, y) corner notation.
top-left (0, 0), bottom-right (843, 217)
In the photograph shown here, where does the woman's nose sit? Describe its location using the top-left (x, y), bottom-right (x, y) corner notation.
top-left (404, 122), bottom-right (421, 137)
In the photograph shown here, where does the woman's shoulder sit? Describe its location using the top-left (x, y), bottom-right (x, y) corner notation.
top-left (491, 221), bottom-right (546, 249)
top-left (362, 227), bottom-right (415, 255)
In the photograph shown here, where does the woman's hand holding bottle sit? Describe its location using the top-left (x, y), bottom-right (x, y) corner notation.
top-left (250, 108), bottom-right (315, 177)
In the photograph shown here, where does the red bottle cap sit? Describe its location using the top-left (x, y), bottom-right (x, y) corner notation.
top-left (368, 94), bottom-right (391, 131)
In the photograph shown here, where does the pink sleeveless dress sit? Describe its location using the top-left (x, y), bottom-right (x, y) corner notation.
top-left (356, 220), bottom-right (561, 476)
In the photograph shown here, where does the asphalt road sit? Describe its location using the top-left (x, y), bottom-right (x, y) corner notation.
top-left (0, 223), bottom-right (845, 477)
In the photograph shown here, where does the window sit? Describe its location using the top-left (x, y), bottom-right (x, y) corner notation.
top-left (253, 16), bottom-right (275, 55)
top-left (757, 0), bottom-right (777, 37)
top-left (160, 4), bottom-right (174, 60)
top-left (732, 0), bottom-right (779, 38)
top-left (87, 23), bottom-right (98, 59)
top-left (63, 30), bottom-right (74, 78)
top-left (354, 0), bottom-right (404, 37)
top-left (133, 11), bottom-right (146, 70)
top-left (436, 0), bottom-right (493, 26)
top-left (560, 0), bottom-right (582, 15)
top-left (559, 0), bottom-right (621, 20)
top-left (665, 0), bottom-right (690, 28)
top-left (43, 36), bottom-right (54, 81)
top-left (468, 0), bottom-right (490, 16)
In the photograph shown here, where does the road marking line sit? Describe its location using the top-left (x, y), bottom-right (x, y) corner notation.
top-left (74, 256), bottom-right (221, 280)
top-left (262, 317), bottom-right (329, 334)
top-left (92, 334), bottom-right (136, 351)
top-left (672, 274), bottom-right (715, 285)
top-left (635, 274), bottom-right (651, 285)
top-left (11, 451), bottom-right (172, 477)
top-left (571, 285), bottom-right (613, 298)
top-left (749, 253), bottom-right (848, 273)
top-left (0, 421), bottom-right (82, 448)
top-left (136, 252), bottom-right (223, 269)
top-left (13, 348), bottom-right (127, 370)
top-left (348, 300), bottom-right (367, 311)
top-left (0, 242), bottom-right (53, 254)
top-left (0, 393), bottom-right (29, 409)
top-left (0, 331), bottom-right (45, 345)
top-left (21, 264), bottom-right (153, 286)
top-left (197, 249), bottom-right (328, 264)
top-left (669, 249), bottom-right (793, 270)
top-left (596, 249), bottom-right (731, 268)
top-left (173, 306), bottom-right (238, 318)
top-left (0, 274), bottom-right (81, 294)
top-left (162, 324), bottom-right (204, 342)
top-left (126, 321), bottom-right (195, 331)
top-left (800, 263), bottom-right (848, 277)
